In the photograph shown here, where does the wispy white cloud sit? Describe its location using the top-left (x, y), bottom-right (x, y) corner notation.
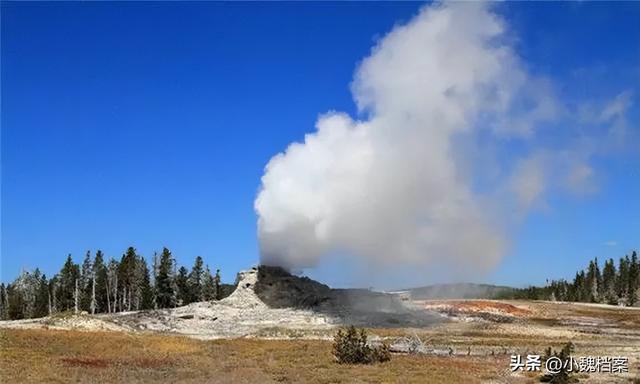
top-left (600, 91), bottom-right (633, 123)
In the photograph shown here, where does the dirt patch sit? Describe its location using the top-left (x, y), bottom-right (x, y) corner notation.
top-left (419, 300), bottom-right (533, 323)
top-left (423, 300), bottom-right (532, 317)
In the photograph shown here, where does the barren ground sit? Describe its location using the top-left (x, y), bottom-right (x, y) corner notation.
top-left (1, 299), bottom-right (639, 383)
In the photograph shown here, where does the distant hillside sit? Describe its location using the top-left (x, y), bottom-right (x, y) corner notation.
top-left (403, 283), bottom-right (517, 300)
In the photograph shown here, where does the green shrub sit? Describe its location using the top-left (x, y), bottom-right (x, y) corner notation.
top-left (369, 342), bottom-right (391, 362)
top-left (540, 342), bottom-right (578, 384)
top-left (332, 326), bottom-right (390, 364)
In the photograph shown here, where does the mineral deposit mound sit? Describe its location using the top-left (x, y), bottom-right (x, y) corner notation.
top-left (254, 265), bottom-right (440, 327)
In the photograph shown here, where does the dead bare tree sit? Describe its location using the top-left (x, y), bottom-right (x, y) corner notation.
top-left (113, 274), bottom-right (118, 313)
top-left (105, 275), bottom-right (111, 313)
top-left (390, 332), bottom-right (433, 355)
top-left (90, 274), bottom-right (96, 315)
top-left (51, 282), bottom-right (57, 313)
top-left (74, 278), bottom-right (79, 314)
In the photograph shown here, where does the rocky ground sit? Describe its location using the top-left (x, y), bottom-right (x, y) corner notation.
top-left (409, 299), bottom-right (640, 383)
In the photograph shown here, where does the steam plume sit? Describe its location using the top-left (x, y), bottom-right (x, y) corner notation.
top-left (254, 2), bottom-right (630, 272)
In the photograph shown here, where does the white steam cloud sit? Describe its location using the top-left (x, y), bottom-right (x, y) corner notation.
top-left (254, 2), bottom-right (633, 272)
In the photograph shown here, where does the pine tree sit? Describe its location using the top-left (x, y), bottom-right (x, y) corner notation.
top-left (176, 266), bottom-right (190, 306)
top-left (93, 250), bottom-right (108, 313)
top-left (155, 247), bottom-right (175, 308)
top-left (56, 254), bottom-right (80, 312)
top-left (137, 257), bottom-right (154, 310)
top-left (573, 271), bottom-right (589, 302)
top-left (602, 258), bottom-right (617, 305)
top-left (202, 265), bottom-right (216, 301)
top-left (595, 257), bottom-right (602, 302)
top-left (188, 256), bottom-right (205, 302)
top-left (628, 251), bottom-right (639, 306)
top-left (0, 283), bottom-right (7, 320)
top-left (586, 260), bottom-right (599, 302)
top-left (549, 279), bottom-right (569, 302)
top-left (616, 256), bottom-right (630, 304)
top-left (7, 283), bottom-right (25, 320)
top-left (33, 273), bottom-right (50, 318)
top-left (214, 269), bottom-right (222, 300)
top-left (118, 247), bottom-right (138, 311)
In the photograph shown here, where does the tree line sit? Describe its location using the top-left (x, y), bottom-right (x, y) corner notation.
top-left (0, 247), bottom-right (234, 320)
top-left (499, 250), bottom-right (639, 306)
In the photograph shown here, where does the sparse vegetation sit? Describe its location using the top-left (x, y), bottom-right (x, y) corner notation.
top-left (332, 326), bottom-right (391, 364)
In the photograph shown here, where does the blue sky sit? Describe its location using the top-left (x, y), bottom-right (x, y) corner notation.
top-left (1, 2), bottom-right (638, 288)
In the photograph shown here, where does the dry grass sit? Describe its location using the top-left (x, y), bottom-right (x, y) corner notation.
top-left (3, 300), bottom-right (637, 383)
top-left (0, 328), bottom-right (508, 383)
